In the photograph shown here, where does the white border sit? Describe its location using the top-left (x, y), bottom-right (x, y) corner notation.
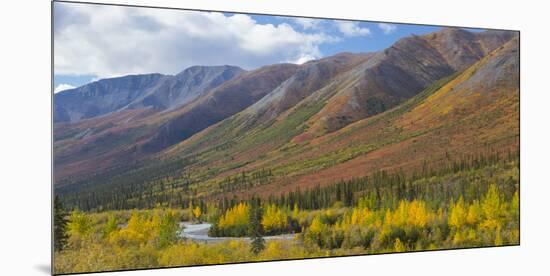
top-left (1, 0), bottom-right (549, 275)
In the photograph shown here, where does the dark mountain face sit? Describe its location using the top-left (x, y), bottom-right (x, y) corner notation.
top-left (423, 28), bottom-right (516, 71)
top-left (475, 30), bottom-right (517, 59)
top-left (54, 65), bottom-right (245, 123)
top-left (141, 63), bottom-right (300, 152)
top-left (423, 28), bottom-right (484, 70)
top-left (130, 65), bottom-right (245, 110)
top-left (245, 52), bottom-right (372, 122)
top-left (54, 74), bottom-right (167, 123)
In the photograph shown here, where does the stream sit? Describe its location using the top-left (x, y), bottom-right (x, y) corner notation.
top-left (178, 222), bottom-right (297, 243)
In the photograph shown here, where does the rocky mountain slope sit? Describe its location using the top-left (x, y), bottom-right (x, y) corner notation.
top-left (54, 65), bottom-right (244, 123)
top-left (53, 28), bottom-right (519, 210)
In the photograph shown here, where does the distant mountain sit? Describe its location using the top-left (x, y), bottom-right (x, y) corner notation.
top-left (54, 28), bottom-right (519, 211)
top-left (129, 65), bottom-right (245, 111)
top-left (54, 73), bottom-right (168, 123)
top-left (54, 65), bottom-right (244, 123)
top-left (141, 63), bottom-right (300, 152)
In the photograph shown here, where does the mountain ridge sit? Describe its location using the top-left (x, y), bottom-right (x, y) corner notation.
top-left (54, 28), bottom-right (519, 211)
top-left (54, 65), bottom-right (245, 123)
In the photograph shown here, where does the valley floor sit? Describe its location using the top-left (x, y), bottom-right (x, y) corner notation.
top-left (54, 157), bottom-right (519, 274)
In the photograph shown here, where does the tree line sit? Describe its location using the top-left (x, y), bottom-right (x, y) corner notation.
top-left (56, 150), bottom-right (518, 215)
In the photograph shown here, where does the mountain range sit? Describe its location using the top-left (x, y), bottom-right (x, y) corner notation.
top-left (53, 28), bottom-right (519, 209)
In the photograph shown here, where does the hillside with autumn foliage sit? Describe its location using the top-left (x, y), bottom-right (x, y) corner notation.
top-left (54, 28), bottom-right (518, 210)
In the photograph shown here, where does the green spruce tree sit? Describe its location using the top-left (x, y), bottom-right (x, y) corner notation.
top-left (54, 196), bottom-right (69, 251)
top-left (248, 197), bottom-right (265, 255)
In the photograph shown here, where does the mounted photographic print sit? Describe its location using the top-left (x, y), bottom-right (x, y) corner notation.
top-left (52, 1), bottom-right (520, 274)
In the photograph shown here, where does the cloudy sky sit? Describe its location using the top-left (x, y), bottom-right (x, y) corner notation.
top-left (53, 2), bottom-right (482, 93)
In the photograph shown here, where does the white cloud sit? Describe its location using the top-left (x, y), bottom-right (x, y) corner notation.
top-left (293, 54), bottom-right (317, 64)
top-left (54, 3), bottom-right (338, 78)
top-left (54, 83), bottom-right (76, 93)
top-left (335, 21), bottom-right (371, 37)
top-left (378, 23), bottom-right (397, 34)
top-left (293, 18), bottom-right (321, 30)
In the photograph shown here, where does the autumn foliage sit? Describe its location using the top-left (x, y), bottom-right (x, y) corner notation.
top-left (54, 155), bottom-right (519, 274)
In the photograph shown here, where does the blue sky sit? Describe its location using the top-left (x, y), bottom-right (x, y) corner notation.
top-left (53, 2), bottom-right (485, 93)
top-left (254, 15), bottom-right (442, 55)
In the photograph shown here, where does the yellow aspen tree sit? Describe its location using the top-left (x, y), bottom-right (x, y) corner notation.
top-left (309, 215), bottom-right (325, 236)
top-left (449, 197), bottom-right (467, 229)
top-left (394, 238), bottom-right (406, 252)
top-left (494, 224), bottom-right (503, 246)
top-left (192, 206), bottom-right (202, 221)
top-left (466, 200), bottom-right (482, 225)
top-left (188, 201), bottom-right (194, 220)
top-left (350, 208), bottom-right (360, 225)
top-left (480, 184), bottom-right (505, 231)
top-left (394, 201), bottom-right (408, 227)
top-left (67, 210), bottom-right (93, 237)
top-left (408, 200), bottom-right (428, 228)
top-left (292, 203), bottom-right (299, 219)
top-left (219, 202), bottom-right (249, 229)
top-left (482, 184), bottom-right (503, 221)
top-left (510, 190), bottom-right (519, 219)
top-left (262, 204), bottom-right (288, 233)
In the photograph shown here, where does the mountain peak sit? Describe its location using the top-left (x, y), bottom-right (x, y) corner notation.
top-left (176, 65), bottom-right (245, 77)
top-left (422, 27), bottom-right (514, 70)
top-left (439, 27), bottom-right (471, 34)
